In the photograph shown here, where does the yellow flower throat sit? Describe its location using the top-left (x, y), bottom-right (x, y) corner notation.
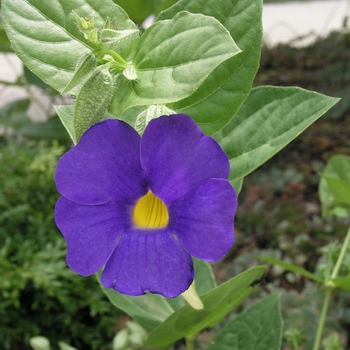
top-left (133, 191), bottom-right (169, 229)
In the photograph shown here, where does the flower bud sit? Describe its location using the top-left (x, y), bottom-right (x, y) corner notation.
top-left (29, 336), bottom-right (51, 350)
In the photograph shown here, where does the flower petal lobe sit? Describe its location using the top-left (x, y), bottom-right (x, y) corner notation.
top-left (55, 196), bottom-right (130, 276)
top-left (141, 114), bottom-right (230, 204)
top-left (170, 178), bottom-right (237, 261)
top-left (101, 230), bottom-right (194, 298)
top-left (55, 119), bottom-right (146, 205)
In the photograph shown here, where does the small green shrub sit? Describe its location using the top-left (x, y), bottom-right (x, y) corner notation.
top-left (0, 139), bottom-right (118, 350)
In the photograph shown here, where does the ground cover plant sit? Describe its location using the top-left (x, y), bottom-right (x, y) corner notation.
top-left (1, 0), bottom-right (348, 349)
top-left (0, 140), bottom-right (121, 349)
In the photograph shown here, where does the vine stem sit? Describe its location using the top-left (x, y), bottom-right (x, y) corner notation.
top-left (313, 225), bottom-right (350, 350)
top-left (313, 287), bottom-right (332, 350)
top-left (331, 225), bottom-right (350, 279)
top-left (185, 335), bottom-right (195, 350)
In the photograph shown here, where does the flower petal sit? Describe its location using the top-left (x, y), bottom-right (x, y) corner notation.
top-left (101, 230), bottom-right (194, 297)
top-left (170, 179), bottom-right (237, 262)
top-left (55, 119), bottom-right (147, 205)
top-left (141, 114), bottom-right (229, 204)
top-left (55, 196), bottom-right (131, 276)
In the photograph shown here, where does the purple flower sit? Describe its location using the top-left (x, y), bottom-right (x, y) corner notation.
top-left (55, 114), bottom-right (237, 297)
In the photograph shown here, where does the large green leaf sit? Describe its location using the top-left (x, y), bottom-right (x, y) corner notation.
top-left (215, 86), bottom-right (339, 185)
top-left (2, 0), bottom-right (135, 92)
top-left (319, 155), bottom-right (350, 218)
top-left (110, 11), bottom-right (240, 115)
top-left (207, 294), bottom-right (283, 350)
top-left (146, 266), bottom-right (267, 349)
top-left (158, 0), bottom-right (263, 135)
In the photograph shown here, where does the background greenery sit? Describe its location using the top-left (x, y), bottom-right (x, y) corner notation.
top-left (0, 140), bottom-right (123, 350)
top-left (1, 1), bottom-right (350, 349)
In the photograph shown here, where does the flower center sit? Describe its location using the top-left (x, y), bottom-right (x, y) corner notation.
top-left (133, 190), bottom-right (169, 229)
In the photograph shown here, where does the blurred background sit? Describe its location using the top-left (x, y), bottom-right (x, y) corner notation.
top-left (1, 0), bottom-right (350, 349)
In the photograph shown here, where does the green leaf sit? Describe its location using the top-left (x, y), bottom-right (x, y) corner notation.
top-left (146, 266), bottom-right (267, 349)
top-left (215, 86), bottom-right (339, 184)
top-left (322, 332), bottom-right (344, 350)
top-left (2, 0), bottom-right (136, 92)
top-left (100, 28), bottom-right (139, 53)
top-left (323, 176), bottom-right (350, 209)
top-left (207, 294), bottom-right (283, 350)
top-left (0, 21), bottom-right (12, 52)
top-left (0, 98), bottom-right (30, 126)
top-left (257, 256), bottom-right (324, 284)
top-left (152, 0), bottom-right (178, 16)
top-left (113, 0), bottom-right (151, 24)
top-left (284, 328), bottom-right (307, 349)
top-left (110, 11), bottom-right (241, 115)
top-left (62, 53), bottom-right (97, 93)
top-left (158, 0), bottom-right (263, 135)
top-left (15, 116), bottom-right (68, 140)
top-left (192, 258), bottom-right (216, 296)
top-left (319, 155), bottom-right (350, 218)
top-left (55, 104), bottom-right (119, 143)
top-left (231, 178), bottom-right (244, 195)
top-left (331, 276), bottom-right (350, 291)
top-left (54, 105), bottom-right (76, 143)
top-left (74, 69), bottom-right (114, 141)
top-left (23, 66), bottom-right (52, 90)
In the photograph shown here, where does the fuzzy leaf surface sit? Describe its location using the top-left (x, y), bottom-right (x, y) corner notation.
top-left (2, 0), bottom-right (136, 92)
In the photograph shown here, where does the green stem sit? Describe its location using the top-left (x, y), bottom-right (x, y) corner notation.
top-left (313, 225), bottom-right (350, 350)
top-left (313, 287), bottom-right (332, 350)
top-left (331, 225), bottom-right (350, 279)
top-left (185, 335), bottom-right (195, 350)
top-left (104, 49), bottom-right (128, 67)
